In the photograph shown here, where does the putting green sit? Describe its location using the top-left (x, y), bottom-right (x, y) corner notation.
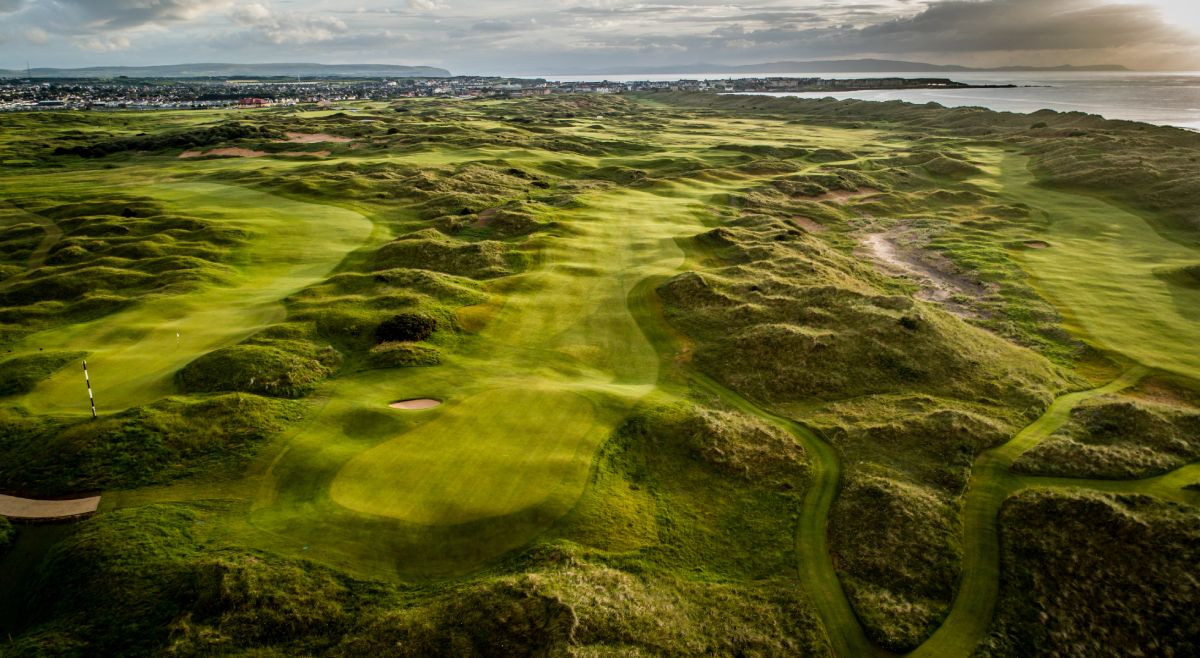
top-left (247, 183), bottom-right (714, 565)
top-left (332, 388), bottom-right (601, 525)
top-left (16, 182), bottom-right (371, 414)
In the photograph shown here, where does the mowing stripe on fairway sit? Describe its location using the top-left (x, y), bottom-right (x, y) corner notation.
top-left (331, 387), bottom-right (603, 525)
top-left (998, 154), bottom-right (1200, 382)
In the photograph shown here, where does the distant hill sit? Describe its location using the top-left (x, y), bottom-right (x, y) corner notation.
top-left (550, 59), bottom-right (1129, 75)
top-left (0, 63), bottom-right (452, 79)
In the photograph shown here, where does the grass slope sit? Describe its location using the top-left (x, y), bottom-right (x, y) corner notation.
top-left (1, 93), bottom-right (1198, 658)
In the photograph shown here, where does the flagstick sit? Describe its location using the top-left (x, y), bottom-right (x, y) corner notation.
top-left (83, 360), bottom-right (96, 419)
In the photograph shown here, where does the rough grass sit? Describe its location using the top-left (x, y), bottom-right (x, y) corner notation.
top-left (0, 196), bottom-right (245, 343)
top-left (1013, 393), bottom-right (1200, 479)
top-left (374, 229), bottom-right (526, 279)
top-left (177, 345), bottom-right (336, 399)
top-left (0, 394), bottom-right (304, 495)
top-left (11, 491), bottom-right (828, 657)
top-left (977, 490), bottom-right (1200, 657)
top-left (3, 93), bottom-right (1200, 658)
top-left (0, 351), bottom-right (85, 396)
top-left (0, 515), bottom-right (12, 557)
top-left (831, 473), bottom-right (959, 651)
top-left (658, 219), bottom-right (1067, 411)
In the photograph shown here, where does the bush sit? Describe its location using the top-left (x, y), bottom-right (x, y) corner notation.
top-left (367, 342), bottom-right (441, 368)
top-left (177, 345), bottom-right (332, 398)
top-left (0, 515), bottom-right (13, 556)
top-left (0, 351), bottom-right (86, 396)
top-left (0, 395), bottom-right (304, 494)
top-left (374, 313), bottom-right (437, 344)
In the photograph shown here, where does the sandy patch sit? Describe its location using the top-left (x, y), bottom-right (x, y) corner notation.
top-left (0, 493), bottom-right (101, 520)
top-left (791, 216), bottom-right (826, 233)
top-left (180, 147), bottom-right (267, 158)
top-left (861, 228), bottom-right (990, 318)
top-left (179, 148), bottom-right (329, 159)
top-left (812, 187), bottom-right (881, 204)
top-left (284, 132), bottom-right (353, 144)
top-left (474, 208), bottom-right (498, 228)
top-left (1024, 240), bottom-right (1050, 249)
top-left (390, 398), bottom-right (442, 410)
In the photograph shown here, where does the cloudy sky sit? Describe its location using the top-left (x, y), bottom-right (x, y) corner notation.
top-left (0, 0), bottom-right (1197, 74)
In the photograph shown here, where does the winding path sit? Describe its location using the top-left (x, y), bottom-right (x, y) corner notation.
top-left (635, 270), bottom-right (1197, 658)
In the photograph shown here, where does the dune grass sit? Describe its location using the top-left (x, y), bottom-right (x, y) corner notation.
top-left (8, 183), bottom-right (370, 414)
top-left (3, 95), bottom-right (1200, 657)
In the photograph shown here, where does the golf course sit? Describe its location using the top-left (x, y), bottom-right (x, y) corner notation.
top-left (1, 92), bottom-right (1198, 656)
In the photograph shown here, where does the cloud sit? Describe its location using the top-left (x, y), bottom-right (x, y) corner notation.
top-left (855, 0), bottom-right (1197, 53)
top-left (407, 0), bottom-right (443, 11)
top-left (470, 19), bottom-right (539, 33)
top-left (227, 2), bottom-right (349, 45)
top-left (75, 34), bottom-right (132, 51)
top-left (551, 0), bottom-right (1198, 69)
top-left (53, 0), bottom-right (231, 29)
top-left (0, 0), bottom-right (1196, 73)
top-left (25, 26), bottom-right (48, 44)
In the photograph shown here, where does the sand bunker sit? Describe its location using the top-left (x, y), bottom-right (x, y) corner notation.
top-left (389, 398), bottom-right (442, 410)
top-left (0, 493), bottom-right (101, 520)
top-left (284, 132), bottom-right (353, 144)
top-left (1024, 240), bottom-right (1050, 249)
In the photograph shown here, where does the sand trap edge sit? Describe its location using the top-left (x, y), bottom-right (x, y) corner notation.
top-left (389, 398), bottom-right (442, 410)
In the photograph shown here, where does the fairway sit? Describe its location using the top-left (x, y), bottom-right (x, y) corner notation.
top-left (332, 388), bottom-right (601, 524)
top-left (14, 182), bottom-right (371, 414)
top-left (999, 154), bottom-right (1200, 380)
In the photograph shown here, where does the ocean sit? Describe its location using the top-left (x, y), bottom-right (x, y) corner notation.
top-left (536, 71), bottom-right (1200, 130)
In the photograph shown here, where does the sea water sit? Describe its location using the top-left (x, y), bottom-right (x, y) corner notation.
top-left (539, 71), bottom-right (1200, 130)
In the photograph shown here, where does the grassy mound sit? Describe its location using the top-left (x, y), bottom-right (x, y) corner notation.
top-left (0, 196), bottom-right (246, 342)
top-left (366, 342), bottom-right (441, 368)
top-left (633, 402), bottom-right (811, 489)
top-left (659, 222), bottom-right (1066, 410)
top-left (0, 395), bottom-right (303, 495)
top-left (0, 515), bottom-right (12, 557)
top-left (830, 473), bottom-right (959, 651)
top-left (978, 491), bottom-right (1200, 657)
top-left (1153, 263), bottom-right (1200, 288)
top-left (177, 345), bottom-right (335, 398)
top-left (1012, 394), bottom-right (1200, 478)
top-left (53, 122), bottom-right (280, 158)
top-left (374, 229), bottom-right (524, 279)
top-left (0, 351), bottom-right (85, 396)
top-left (10, 490), bottom-right (828, 657)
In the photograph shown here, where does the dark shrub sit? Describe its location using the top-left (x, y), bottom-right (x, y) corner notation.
top-left (374, 313), bottom-right (437, 344)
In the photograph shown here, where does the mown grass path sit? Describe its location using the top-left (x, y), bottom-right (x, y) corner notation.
top-left (686, 373), bottom-right (885, 658)
top-left (910, 367), bottom-right (1150, 657)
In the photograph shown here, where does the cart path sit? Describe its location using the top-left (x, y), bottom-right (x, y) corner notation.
top-left (0, 494), bottom-right (101, 521)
